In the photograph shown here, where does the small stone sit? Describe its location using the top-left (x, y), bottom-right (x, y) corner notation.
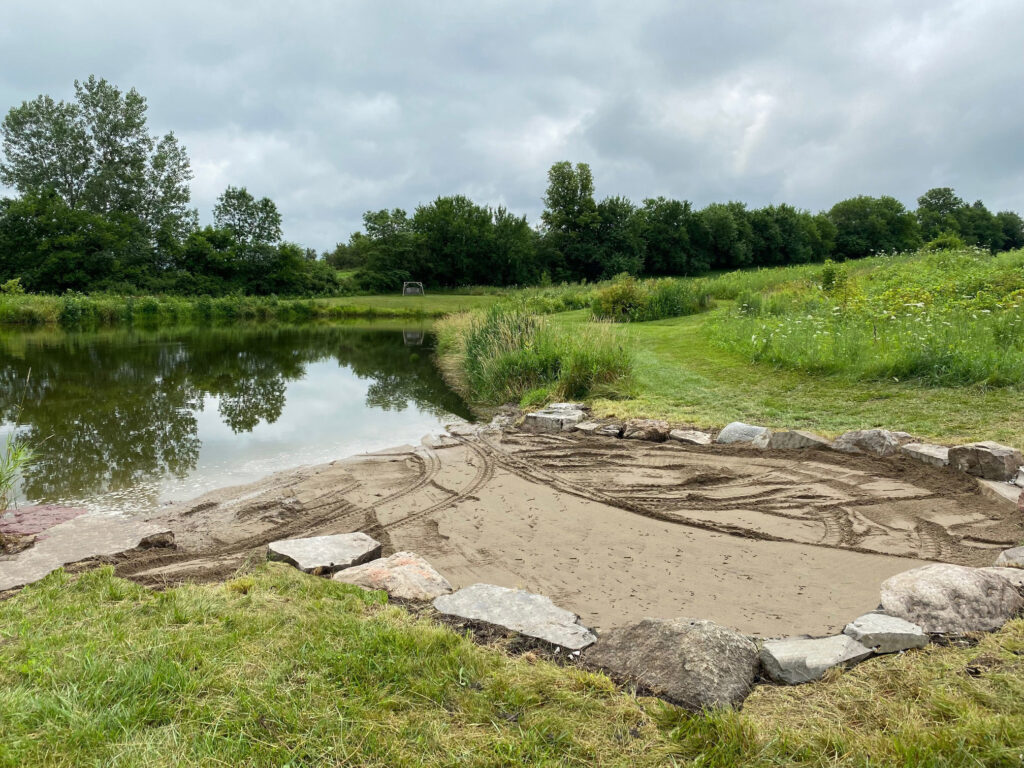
top-left (596, 423), bottom-right (623, 437)
top-left (333, 551), bottom-right (452, 600)
top-left (434, 583), bottom-right (596, 650)
top-left (751, 431), bottom-right (772, 449)
top-left (1013, 467), bottom-right (1024, 488)
top-left (978, 567), bottom-right (1024, 589)
top-left (715, 422), bottom-right (770, 445)
top-left (843, 613), bottom-right (929, 654)
top-left (585, 618), bottom-right (759, 710)
top-left (622, 419), bottom-right (670, 442)
top-left (995, 546), bottom-right (1024, 569)
top-left (669, 429), bottom-right (712, 446)
top-left (267, 532), bottom-right (381, 574)
top-left (833, 429), bottom-right (901, 457)
top-left (767, 430), bottom-right (831, 451)
top-left (759, 635), bottom-right (872, 685)
top-left (573, 421), bottom-right (602, 434)
top-left (948, 441), bottom-right (1024, 481)
top-left (880, 563), bottom-right (1024, 635)
top-left (548, 402), bottom-right (585, 411)
top-left (900, 443), bottom-right (949, 468)
top-left (522, 407), bottom-right (587, 433)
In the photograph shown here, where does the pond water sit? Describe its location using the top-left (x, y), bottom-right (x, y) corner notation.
top-left (0, 323), bottom-right (473, 515)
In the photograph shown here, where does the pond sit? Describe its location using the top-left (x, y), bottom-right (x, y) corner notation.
top-left (0, 323), bottom-right (473, 515)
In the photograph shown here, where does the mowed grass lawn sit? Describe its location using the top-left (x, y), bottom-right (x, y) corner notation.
top-left (3, 564), bottom-right (1024, 767)
top-left (568, 307), bottom-right (1024, 449)
top-left (321, 294), bottom-right (501, 316)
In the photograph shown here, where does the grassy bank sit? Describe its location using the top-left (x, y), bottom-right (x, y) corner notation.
top-left (0, 293), bottom-right (501, 328)
top-left (3, 564), bottom-right (1024, 767)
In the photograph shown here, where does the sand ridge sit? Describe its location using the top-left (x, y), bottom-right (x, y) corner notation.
top-left (115, 425), bottom-right (1022, 637)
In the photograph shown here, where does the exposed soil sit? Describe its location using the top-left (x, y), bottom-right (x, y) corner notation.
top-left (93, 425), bottom-right (1023, 637)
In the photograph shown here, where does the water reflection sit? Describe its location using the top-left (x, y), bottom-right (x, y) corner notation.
top-left (0, 323), bottom-right (472, 511)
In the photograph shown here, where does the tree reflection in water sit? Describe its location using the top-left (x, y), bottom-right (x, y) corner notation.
top-left (0, 324), bottom-right (472, 504)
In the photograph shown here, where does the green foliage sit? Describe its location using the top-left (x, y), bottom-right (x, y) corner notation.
top-left (925, 231), bottom-right (967, 251)
top-left (1, 277), bottom-right (24, 294)
top-left (828, 195), bottom-right (921, 259)
top-left (435, 304), bottom-right (632, 404)
top-left (591, 274), bottom-right (713, 322)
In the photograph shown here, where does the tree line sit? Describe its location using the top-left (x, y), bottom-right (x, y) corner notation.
top-left (3, 78), bottom-right (1023, 296)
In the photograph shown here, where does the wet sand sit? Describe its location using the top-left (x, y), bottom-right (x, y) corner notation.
top-left (117, 425), bottom-right (1020, 637)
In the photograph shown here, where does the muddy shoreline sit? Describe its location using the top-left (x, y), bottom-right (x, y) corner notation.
top-left (77, 422), bottom-right (1021, 638)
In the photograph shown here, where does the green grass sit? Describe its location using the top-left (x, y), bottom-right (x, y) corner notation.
top-left (321, 294), bottom-right (501, 315)
top-left (579, 307), bottom-right (1024, 448)
top-left (4, 564), bottom-right (1024, 767)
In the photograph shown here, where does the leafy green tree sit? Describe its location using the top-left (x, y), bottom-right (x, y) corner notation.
top-left (355, 209), bottom-right (419, 291)
top-left (995, 211), bottom-right (1024, 251)
top-left (412, 195), bottom-right (494, 286)
top-left (213, 186), bottom-right (282, 247)
top-left (828, 195), bottom-right (920, 259)
top-left (594, 196), bottom-right (644, 277)
top-left (540, 161), bottom-right (601, 281)
top-left (699, 202), bottom-right (754, 269)
top-left (637, 197), bottom-right (707, 275)
top-left (490, 206), bottom-right (539, 285)
top-left (916, 187), bottom-right (966, 242)
top-left (955, 200), bottom-right (1000, 251)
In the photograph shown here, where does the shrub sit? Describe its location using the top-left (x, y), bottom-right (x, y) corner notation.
top-left (590, 275), bottom-right (713, 322)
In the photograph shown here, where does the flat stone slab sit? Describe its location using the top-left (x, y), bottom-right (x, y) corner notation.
top-left (0, 515), bottom-right (174, 591)
top-left (622, 419), bottom-right (670, 441)
top-left (573, 421), bottom-right (602, 434)
top-left (833, 429), bottom-right (901, 457)
top-left (586, 618), bottom-right (759, 710)
top-left (760, 635), bottom-right (872, 684)
top-left (669, 429), bottom-right (712, 446)
top-left (949, 441), bottom-right (1023, 481)
top-left (267, 532), bottom-right (381, 574)
top-left (994, 547), bottom-right (1024, 569)
top-left (843, 613), bottom-right (929, 654)
top-left (715, 422), bottom-right (770, 445)
top-left (767, 430), bottom-right (832, 451)
top-left (880, 564), bottom-right (1024, 635)
top-left (900, 443), bottom-right (949, 468)
top-left (978, 479), bottom-right (1023, 510)
top-left (1013, 468), bottom-right (1024, 488)
top-left (522, 407), bottom-right (587, 433)
top-left (333, 551), bottom-right (452, 600)
top-left (595, 423), bottom-right (623, 437)
top-left (434, 583), bottom-right (596, 650)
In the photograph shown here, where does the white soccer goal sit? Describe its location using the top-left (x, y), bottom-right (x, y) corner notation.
top-left (402, 281), bottom-right (425, 296)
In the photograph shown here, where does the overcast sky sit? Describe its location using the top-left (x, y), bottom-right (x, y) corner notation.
top-left (2, 1), bottom-right (1023, 250)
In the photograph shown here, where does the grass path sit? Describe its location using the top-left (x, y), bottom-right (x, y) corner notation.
top-left (575, 308), bottom-right (1024, 448)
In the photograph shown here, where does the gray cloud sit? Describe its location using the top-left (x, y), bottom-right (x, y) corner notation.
top-left (2, 0), bottom-right (1022, 250)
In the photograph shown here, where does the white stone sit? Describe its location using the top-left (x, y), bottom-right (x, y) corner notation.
top-left (759, 635), bottom-right (872, 685)
top-left (978, 567), bottom-right (1024, 589)
top-left (669, 429), bottom-right (712, 446)
top-left (333, 551), bottom-right (452, 600)
top-left (1013, 467), bottom-right (1024, 488)
top-left (833, 429), bottom-right (901, 457)
top-left (267, 532), bottom-right (381, 574)
top-left (522, 408), bottom-right (587, 433)
top-left (573, 421), bottom-right (602, 434)
top-left (767, 430), bottom-right (832, 451)
top-left (843, 613), bottom-right (929, 654)
top-left (715, 422), bottom-right (770, 445)
top-left (994, 546), bottom-right (1024, 569)
top-left (880, 563), bottom-right (1024, 635)
top-left (434, 583), bottom-right (596, 650)
top-left (900, 443), bottom-right (949, 468)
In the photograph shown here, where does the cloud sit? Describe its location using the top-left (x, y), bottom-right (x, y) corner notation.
top-left (1, 0), bottom-right (1022, 250)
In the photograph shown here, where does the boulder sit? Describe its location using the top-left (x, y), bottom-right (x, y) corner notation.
top-left (767, 430), bottom-right (832, 451)
top-left (433, 584), bottom-right (596, 650)
top-left (759, 635), bottom-right (872, 685)
top-left (978, 479), bottom-right (1023, 509)
top-left (596, 423), bottom-right (623, 438)
top-left (573, 421), bottom-right (602, 434)
top-left (978, 567), bottom-right (1024, 590)
top-left (622, 419), bottom-right (670, 442)
top-left (669, 429), bottom-right (712, 446)
top-left (1013, 467), bottom-right (1024, 488)
top-left (333, 551), bottom-right (452, 600)
top-left (522, 405), bottom-right (587, 433)
top-left (585, 618), bottom-right (759, 710)
top-left (900, 443), bottom-right (949, 468)
top-left (267, 532), bottom-right (381, 575)
top-left (715, 422), bottom-right (770, 445)
top-left (891, 432), bottom-right (917, 445)
top-left (833, 429), bottom-right (901, 457)
top-left (994, 546), bottom-right (1024, 569)
top-left (948, 441), bottom-right (1023, 481)
top-left (842, 613), bottom-right (929, 654)
top-left (879, 564), bottom-right (1024, 635)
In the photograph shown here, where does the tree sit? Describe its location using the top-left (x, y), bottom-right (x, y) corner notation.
top-left (213, 186), bottom-right (282, 247)
top-left (540, 161), bottom-right (601, 281)
top-left (828, 195), bottom-right (920, 259)
top-left (700, 202), bottom-right (754, 269)
top-left (412, 195), bottom-right (494, 286)
top-left (594, 196), bottom-right (644, 277)
top-left (638, 197), bottom-right (706, 275)
top-left (916, 187), bottom-right (965, 242)
top-left (995, 211), bottom-right (1024, 251)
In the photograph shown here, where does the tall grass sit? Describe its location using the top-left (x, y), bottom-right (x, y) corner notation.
top-left (436, 305), bottom-right (633, 404)
top-left (591, 275), bottom-right (714, 322)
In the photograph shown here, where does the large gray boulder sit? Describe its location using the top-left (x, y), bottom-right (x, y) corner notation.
top-left (669, 429), bottom-right (712, 446)
top-left (948, 441), bottom-right (1023, 481)
top-left (333, 551), bottom-right (452, 600)
top-left (522, 404), bottom-right (587, 433)
top-left (767, 430), bottom-right (832, 451)
top-left (978, 567), bottom-right (1024, 589)
top-left (759, 635), bottom-right (872, 685)
top-left (994, 547), bottom-right (1024, 569)
top-left (833, 429), bottom-right (901, 457)
top-left (267, 532), bottom-right (381, 574)
top-left (843, 613), bottom-right (929, 654)
top-left (434, 584), bottom-right (596, 650)
top-left (622, 419), bottom-right (670, 442)
top-left (585, 618), bottom-right (758, 710)
top-left (716, 422), bottom-right (770, 445)
top-left (900, 443), bottom-right (949, 468)
top-left (880, 564), bottom-right (1024, 634)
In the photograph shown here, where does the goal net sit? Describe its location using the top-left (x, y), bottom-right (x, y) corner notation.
top-left (402, 282), bottom-right (425, 296)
